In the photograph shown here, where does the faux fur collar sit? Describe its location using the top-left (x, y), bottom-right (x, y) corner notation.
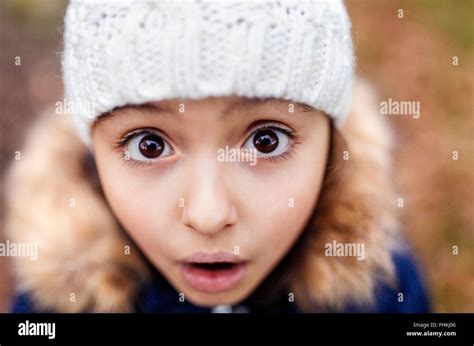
top-left (4, 80), bottom-right (400, 312)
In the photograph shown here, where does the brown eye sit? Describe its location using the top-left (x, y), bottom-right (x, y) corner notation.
top-left (126, 131), bottom-right (173, 162)
top-left (138, 134), bottom-right (164, 158)
top-left (243, 124), bottom-right (292, 159)
top-left (253, 129), bottom-right (279, 153)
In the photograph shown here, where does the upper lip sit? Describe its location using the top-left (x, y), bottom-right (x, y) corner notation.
top-left (181, 251), bottom-right (244, 264)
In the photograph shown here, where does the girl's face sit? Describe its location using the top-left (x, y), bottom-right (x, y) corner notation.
top-left (92, 96), bottom-right (329, 307)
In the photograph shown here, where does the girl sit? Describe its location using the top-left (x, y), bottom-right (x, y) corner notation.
top-left (6, 0), bottom-right (429, 313)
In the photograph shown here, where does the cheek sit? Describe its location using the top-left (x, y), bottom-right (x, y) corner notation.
top-left (93, 152), bottom-right (183, 260)
top-left (239, 146), bottom-right (327, 266)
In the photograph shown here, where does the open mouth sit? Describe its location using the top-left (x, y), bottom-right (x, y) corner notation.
top-left (180, 253), bottom-right (247, 293)
top-left (189, 262), bottom-right (238, 271)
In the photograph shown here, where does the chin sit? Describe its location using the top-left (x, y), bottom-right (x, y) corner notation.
top-left (181, 286), bottom-right (253, 308)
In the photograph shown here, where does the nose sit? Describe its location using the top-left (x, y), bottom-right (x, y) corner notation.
top-left (182, 158), bottom-right (237, 237)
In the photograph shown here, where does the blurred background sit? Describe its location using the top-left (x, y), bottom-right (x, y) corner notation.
top-left (0, 0), bottom-right (473, 312)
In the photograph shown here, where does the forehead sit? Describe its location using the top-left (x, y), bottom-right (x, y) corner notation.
top-left (147, 96), bottom-right (275, 115)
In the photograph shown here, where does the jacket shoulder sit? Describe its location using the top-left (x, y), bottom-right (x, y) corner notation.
top-left (344, 249), bottom-right (431, 313)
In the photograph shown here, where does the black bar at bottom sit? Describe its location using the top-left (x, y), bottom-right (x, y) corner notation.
top-left (0, 313), bottom-right (472, 345)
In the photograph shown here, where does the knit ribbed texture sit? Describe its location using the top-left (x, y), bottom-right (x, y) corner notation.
top-left (63, 0), bottom-right (354, 145)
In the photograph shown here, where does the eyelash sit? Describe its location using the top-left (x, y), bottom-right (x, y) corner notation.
top-left (115, 123), bottom-right (300, 166)
top-left (115, 128), bottom-right (159, 147)
top-left (122, 158), bottom-right (158, 168)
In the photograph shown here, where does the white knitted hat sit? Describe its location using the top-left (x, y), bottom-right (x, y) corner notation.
top-left (63, 0), bottom-right (354, 145)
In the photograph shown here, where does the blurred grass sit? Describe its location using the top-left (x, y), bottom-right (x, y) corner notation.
top-left (3, 0), bottom-right (67, 34)
top-left (409, 0), bottom-right (474, 52)
top-left (347, 0), bottom-right (473, 312)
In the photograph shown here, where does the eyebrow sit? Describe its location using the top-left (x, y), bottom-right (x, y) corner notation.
top-left (94, 97), bottom-right (315, 127)
top-left (94, 103), bottom-right (170, 127)
top-left (222, 97), bottom-right (316, 117)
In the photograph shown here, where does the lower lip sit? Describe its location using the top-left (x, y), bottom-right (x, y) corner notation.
top-left (180, 263), bottom-right (247, 293)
